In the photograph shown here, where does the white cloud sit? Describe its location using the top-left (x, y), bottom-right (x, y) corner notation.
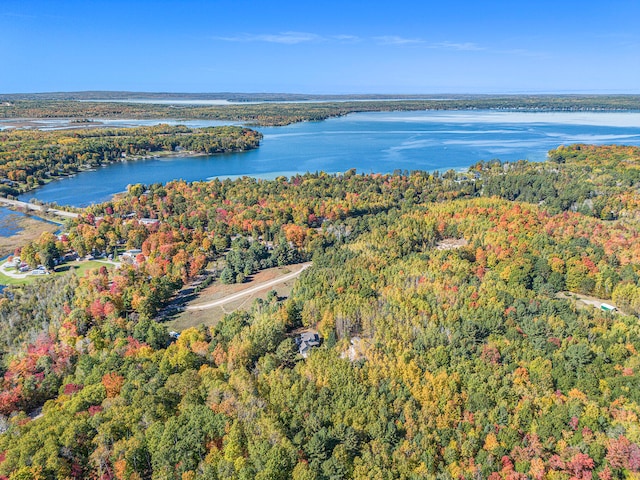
top-left (331, 34), bottom-right (361, 43)
top-left (429, 41), bottom-right (483, 51)
top-left (214, 32), bottom-right (484, 51)
top-left (375, 35), bottom-right (425, 46)
top-left (214, 31), bottom-right (321, 45)
top-left (374, 37), bottom-right (484, 51)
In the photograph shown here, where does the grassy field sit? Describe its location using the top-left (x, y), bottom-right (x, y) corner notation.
top-left (53, 260), bottom-right (115, 276)
top-left (0, 260), bottom-right (115, 286)
top-left (164, 264), bottom-right (305, 332)
top-left (0, 269), bottom-right (31, 285)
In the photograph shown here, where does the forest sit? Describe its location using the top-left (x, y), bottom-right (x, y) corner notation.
top-left (1, 145), bottom-right (640, 479)
top-left (0, 125), bottom-right (261, 196)
top-left (1, 95), bottom-right (639, 128)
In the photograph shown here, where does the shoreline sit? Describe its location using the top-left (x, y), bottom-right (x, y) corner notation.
top-left (3, 100), bottom-right (640, 130)
top-left (0, 197), bottom-right (79, 219)
top-left (6, 149), bottom-right (232, 203)
top-left (3, 105), bottom-right (640, 135)
top-left (0, 210), bottom-right (60, 258)
top-left (5, 108), bottom-right (640, 209)
top-left (9, 136), bottom-right (263, 209)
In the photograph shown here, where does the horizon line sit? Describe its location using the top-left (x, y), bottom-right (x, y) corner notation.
top-left (2, 90), bottom-right (640, 97)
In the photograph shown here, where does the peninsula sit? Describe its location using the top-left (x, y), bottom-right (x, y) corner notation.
top-left (0, 124), bottom-right (262, 197)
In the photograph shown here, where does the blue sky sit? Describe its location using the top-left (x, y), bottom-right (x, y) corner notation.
top-left (1, 0), bottom-right (639, 94)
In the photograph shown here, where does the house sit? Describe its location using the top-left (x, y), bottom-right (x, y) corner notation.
top-left (139, 218), bottom-right (160, 227)
top-left (296, 331), bottom-right (321, 358)
top-left (29, 266), bottom-right (49, 276)
top-left (119, 249), bottom-right (142, 263)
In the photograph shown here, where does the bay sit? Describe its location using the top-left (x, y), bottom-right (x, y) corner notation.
top-left (18, 110), bottom-right (640, 208)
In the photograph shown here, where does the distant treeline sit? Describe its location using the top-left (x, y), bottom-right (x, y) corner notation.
top-left (0, 91), bottom-right (452, 102)
top-left (1, 95), bottom-right (639, 126)
top-left (0, 124), bottom-right (262, 196)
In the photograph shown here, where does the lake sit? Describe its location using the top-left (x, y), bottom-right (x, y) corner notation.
top-left (18, 110), bottom-right (640, 208)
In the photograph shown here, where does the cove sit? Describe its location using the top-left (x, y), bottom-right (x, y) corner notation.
top-left (19, 110), bottom-right (640, 208)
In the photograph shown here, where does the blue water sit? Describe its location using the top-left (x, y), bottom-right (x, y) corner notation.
top-left (19, 110), bottom-right (640, 208)
top-left (0, 207), bottom-right (27, 237)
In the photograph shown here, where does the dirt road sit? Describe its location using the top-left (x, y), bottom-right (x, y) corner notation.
top-left (557, 291), bottom-right (618, 313)
top-left (185, 262), bottom-right (312, 311)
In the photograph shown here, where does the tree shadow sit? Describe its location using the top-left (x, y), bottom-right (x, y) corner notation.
top-left (55, 265), bottom-right (76, 273)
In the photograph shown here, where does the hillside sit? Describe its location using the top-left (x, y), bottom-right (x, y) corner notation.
top-left (1, 145), bottom-right (640, 479)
